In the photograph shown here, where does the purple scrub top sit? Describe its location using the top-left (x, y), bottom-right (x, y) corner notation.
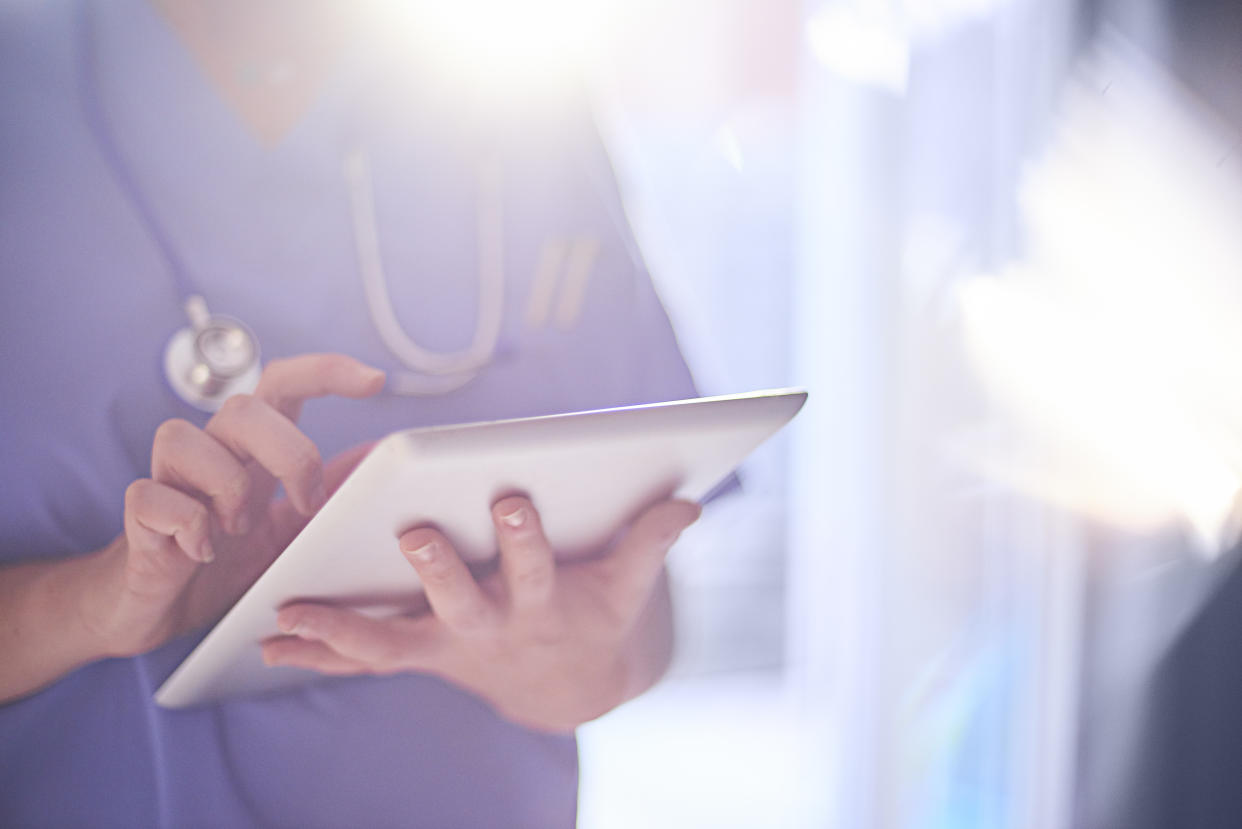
top-left (0, 2), bottom-right (697, 826)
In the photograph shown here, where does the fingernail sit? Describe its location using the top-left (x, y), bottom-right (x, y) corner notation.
top-left (277, 613), bottom-right (297, 634)
top-left (406, 540), bottom-right (438, 563)
top-left (500, 506), bottom-right (525, 528)
top-left (310, 482), bottom-right (328, 511)
top-left (198, 539), bottom-right (215, 563)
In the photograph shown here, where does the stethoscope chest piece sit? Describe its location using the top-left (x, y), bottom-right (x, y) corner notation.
top-left (163, 295), bottom-right (261, 412)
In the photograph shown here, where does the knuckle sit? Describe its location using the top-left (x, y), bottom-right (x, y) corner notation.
top-left (287, 443), bottom-right (322, 481)
top-left (294, 606), bottom-right (327, 631)
top-left (303, 610), bottom-right (334, 638)
top-left (186, 501), bottom-right (210, 535)
top-left (153, 417), bottom-right (194, 448)
top-left (511, 565), bottom-right (553, 598)
top-left (447, 606), bottom-right (497, 636)
top-left (124, 478), bottom-right (155, 512)
top-left (225, 466), bottom-right (251, 501)
top-left (218, 393), bottom-right (257, 420)
top-left (256, 358), bottom-right (299, 395)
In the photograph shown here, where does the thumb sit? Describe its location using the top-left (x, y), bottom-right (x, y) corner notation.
top-left (599, 499), bottom-right (701, 618)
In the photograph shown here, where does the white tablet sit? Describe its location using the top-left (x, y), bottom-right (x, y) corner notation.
top-left (155, 388), bottom-right (807, 708)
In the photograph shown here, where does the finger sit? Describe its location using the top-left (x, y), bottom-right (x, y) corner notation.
top-left (254, 354), bottom-right (386, 421)
top-left (399, 528), bottom-right (499, 634)
top-left (268, 441), bottom-right (379, 547)
top-left (261, 637), bottom-right (373, 676)
top-left (322, 440), bottom-right (379, 491)
top-left (492, 496), bottom-right (556, 611)
top-left (124, 478), bottom-right (214, 566)
top-left (274, 603), bottom-right (434, 670)
top-left (150, 418), bottom-right (252, 534)
top-left (206, 394), bottom-right (325, 516)
top-left (598, 500), bottom-right (701, 616)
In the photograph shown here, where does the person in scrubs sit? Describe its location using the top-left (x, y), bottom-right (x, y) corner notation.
top-left (0, 1), bottom-right (701, 825)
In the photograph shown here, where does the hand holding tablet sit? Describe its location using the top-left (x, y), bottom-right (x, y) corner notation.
top-left (154, 386), bottom-right (807, 709)
top-left (263, 494), bottom-right (702, 732)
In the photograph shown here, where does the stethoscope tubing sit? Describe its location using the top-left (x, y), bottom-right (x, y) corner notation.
top-left (73, 1), bottom-right (642, 407)
top-left (73, 0), bottom-right (507, 401)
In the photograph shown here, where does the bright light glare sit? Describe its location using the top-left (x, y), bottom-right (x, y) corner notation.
top-left (805, 0), bottom-right (1003, 94)
top-left (957, 35), bottom-right (1242, 556)
top-left (714, 124), bottom-right (745, 173)
top-left (806, 6), bottom-right (910, 94)
top-left (384, 0), bottom-right (617, 96)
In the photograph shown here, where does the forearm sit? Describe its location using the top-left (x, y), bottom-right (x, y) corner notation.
top-left (0, 550), bottom-right (112, 705)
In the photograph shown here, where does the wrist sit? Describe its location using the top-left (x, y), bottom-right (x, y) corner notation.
top-left (0, 547), bottom-right (126, 704)
top-left (72, 540), bottom-right (135, 659)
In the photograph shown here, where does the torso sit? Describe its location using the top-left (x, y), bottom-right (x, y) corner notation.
top-left (0, 1), bottom-right (693, 824)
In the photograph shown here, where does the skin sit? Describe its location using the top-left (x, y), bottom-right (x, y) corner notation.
top-left (0, 354), bottom-right (385, 702)
top-left (0, 353), bottom-right (700, 731)
top-left (0, 6), bottom-right (699, 723)
top-left (148, 0), bottom-right (354, 145)
top-left (264, 494), bottom-right (700, 733)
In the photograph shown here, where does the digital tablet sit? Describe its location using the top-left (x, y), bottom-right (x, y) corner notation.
top-left (154, 388), bottom-right (807, 708)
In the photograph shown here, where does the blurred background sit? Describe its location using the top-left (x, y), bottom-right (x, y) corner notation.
top-left (484, 0), bottom-right (1242, 826)
top-left (18, 0), bottom-right (1242, 824)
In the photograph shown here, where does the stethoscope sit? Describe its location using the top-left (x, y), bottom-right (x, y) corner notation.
top-left (76, 0), bottom-right (506, 411)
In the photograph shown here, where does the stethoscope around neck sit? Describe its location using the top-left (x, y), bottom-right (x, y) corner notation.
top-left (76, 0), bottom-right (505, 411)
